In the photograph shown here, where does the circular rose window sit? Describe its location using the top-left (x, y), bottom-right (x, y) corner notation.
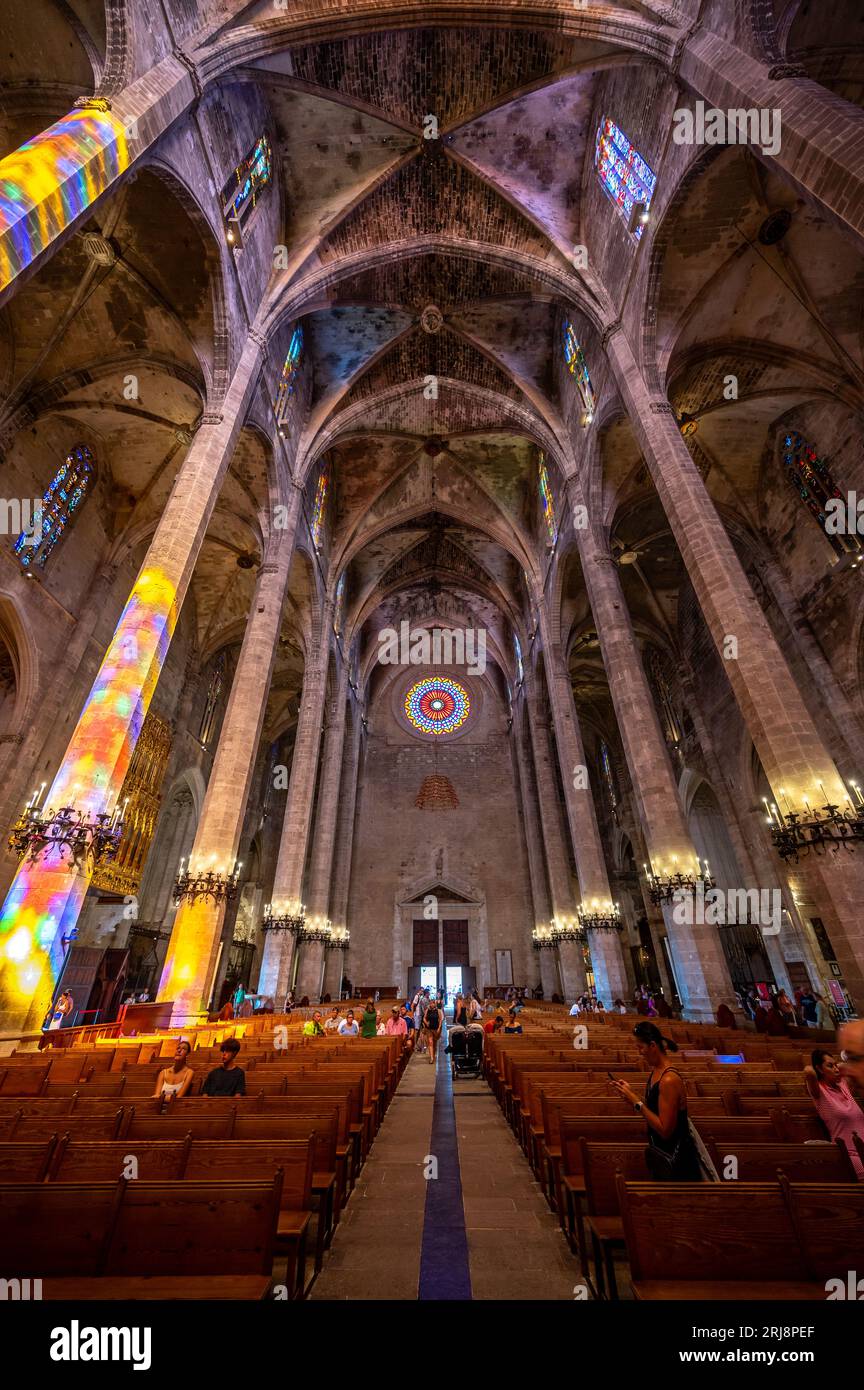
top-left (404, 676), bottom-right (470, 736)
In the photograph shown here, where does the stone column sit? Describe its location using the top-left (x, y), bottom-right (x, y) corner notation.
top-left (537, 612), bottom-right (629, 1008)
top-left (257, 612), bottom-right (331, 1005)
top-left (606, 326), bottom-right (864, 1008)
top-left (511, 699), bottom-right (552, 986)
top-left (523, 671), bottom-right (585, 998)
top-left (323, 692), bottom-right (363, 1001)
top-left (535, 941), bottom-right (561, 1000)
top-left (158, 501), bottom-right (300, 1023)
top-left (294, 659), bottom-right (350, 1002)
top-left (0, 337), bottom-right (264, 1032)
top-left (571, 489), bottom-right (737, 1022)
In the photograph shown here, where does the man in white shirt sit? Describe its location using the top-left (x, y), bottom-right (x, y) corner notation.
top-left (324, 1007), bottom-right (340, 1033)
top-left (569, 1001), bottom-right (581, 1016)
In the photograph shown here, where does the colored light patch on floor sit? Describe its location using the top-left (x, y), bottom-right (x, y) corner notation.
top-left (0, 109), bottom-right (130, 291)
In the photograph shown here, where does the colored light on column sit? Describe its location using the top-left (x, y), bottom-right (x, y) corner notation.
top-left (0, 109), bottom-right (130, 291)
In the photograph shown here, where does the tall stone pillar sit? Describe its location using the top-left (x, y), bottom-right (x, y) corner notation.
top-left (523, 671), bottom-right (585, 998)
top-left (606, 326), bottom-right (864, 1007)
top-left (257, 610), bottom-right (331, 1005)
top-left (294, 659), bottom-right (350, 1002)
top-left (571, 491), bottom-right (737, 1021)
top-left (323, 690), bottom-right (363, 1001)
top-left (537, 613), bottom-right (629, 1008)
top-left (0, 338), bottom-right (264, 1032)
top-left (511, 700), bottom-right (552, 989)
top-left (158, 502), bottom-right (300, 1023)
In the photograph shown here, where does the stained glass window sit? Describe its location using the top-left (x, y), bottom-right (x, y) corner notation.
top-left (594, 116), bottom-right (656, 240)
top-left (563, 321), bottom-right (596, 422)
top-left (783, 430), bottom-right (859, 557)
top-left (600, 742), bottom-right (617, 811)
top-left (405, 676), bottom-right (470, 736)
top-left (199, 652), bottom-right (225, 748)
top-left (274, 325), bottom-right (304, 424)
top-left (222, 134), bottom-right (272, 236)
top-left (333, 572), bottom-right (346, 635)
top-left (538, 452), bottom-right (558, 547)
top-left (311, 460), bottom-right (330, 551)
top-left (15, 444), bottom-right (93, 570)
top-left (513, 632), bottom-right (524, 686)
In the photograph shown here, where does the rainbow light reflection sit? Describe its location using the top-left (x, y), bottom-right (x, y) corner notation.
top-left (0, 566), bottom-right (176, 1026)
top-left (0, 110), bottom-right (130, 293)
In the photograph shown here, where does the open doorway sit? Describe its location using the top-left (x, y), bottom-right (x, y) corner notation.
top-left (445, 965), bottom-right (462, 1007)
top-left (420, 965), bottom-right (438, 993)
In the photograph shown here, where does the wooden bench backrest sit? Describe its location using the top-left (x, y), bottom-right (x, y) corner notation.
top-left (183, 1139), bottom-right (314, 1210)
top-left (618, 1180), bottom-right (808, 1282)
top-left (782, 1179), bottom-right (864, 1279)
top-left (732, 1094), bottom-right (814, 1116)
top-left (12, 1111), bottom-right (124, 1142)
top-left (103, 1177), bottom-right (282, 1276)
top-left (706, 1139), bottom-right (855, 1184)
top-left (558, 1116), bottom-right (647, 1176)
top-left (50, 1138), bottom-right (189, 1182)
top-left (580, 1139), bottom-right (650, 1215)
top-left (0, 1139), bottom-right (56, 1181)
top-left (0, 1066), bottom-right (50, 1097)
top-left (692, 1117), bottom-right (779, 1145)
top-left (0, 1096), bottom-right (72, 1116)
top-left (125, 1112), bottom-right (234, 1141)
top-left (233, 1111), bottom-right (338, 1169)
top-left (0, 1180), bottom-right (121, 1274)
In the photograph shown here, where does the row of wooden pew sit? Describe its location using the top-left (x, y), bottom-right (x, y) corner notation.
top-left (0, 1026), bottom-right (409, 1298)
top-left (483, 1010), bottom-right (864, 1301)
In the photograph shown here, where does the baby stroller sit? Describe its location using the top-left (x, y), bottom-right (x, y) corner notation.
top-left (449, 1022), bottom-right (484, 1078)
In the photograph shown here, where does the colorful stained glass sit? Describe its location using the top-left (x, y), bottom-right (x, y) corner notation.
top-left (311, 460), bottom-right (329, 551)
top-left (563, 322), bottom-right (596, 419)
top-left (222, 134), bottom-right (272, 234)
top-left (405, 676), bottom-right (470, 735)
top-left (600, 742), bottom-right (617, 810)
top-left (594, 116), bottom-right (656, 240)
top-left (333, 572), bottom-right (346, 635)
top-left (274, 325), bottom-right (304, 423)
top-left (513, 632), bottom-right (524, 685)
top-left (15, 444), bottom-right (93, 570)
top-left (782, 430), bottom-right (859, 557)
top-left (538, 452), bottom-right (558, 547)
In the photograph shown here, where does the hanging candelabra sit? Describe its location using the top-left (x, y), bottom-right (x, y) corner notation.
top-left (326, 924), bottom-right (350, 950)
top-left (8, 784), bottom-right (125, 869)
top-left (262, 900), bottom-right (306, 934)
top-left (644, 857), bottom-right (714, 905)
top-left (173, 856), bottom-right (242, 905)
top-left (300, 915), bottom-right (334, 944)
top-left (577, 900), bottom-right (623, 932)
top-left (763, 784), bottom-right (864, 863)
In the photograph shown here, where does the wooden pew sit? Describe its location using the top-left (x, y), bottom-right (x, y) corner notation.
top-left (705, 1139), bottom-right (856, 1183)
top-left (0, 1139), bottom-right (56, 1181)
top-left (580, 1139), bottom-right (650, 1299)
top-left (49, 1137), bottom-right (190, 1181)
top-left (183, 1140), bottom-right (313, 1297)
top-left (617, 1180), bottom-right (824, 1300)
top-left (782, 1178), bottom-right (864, 1280)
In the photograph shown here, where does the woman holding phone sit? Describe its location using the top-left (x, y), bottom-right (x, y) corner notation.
top-left (609, 1022), bottom-right (704, 1180)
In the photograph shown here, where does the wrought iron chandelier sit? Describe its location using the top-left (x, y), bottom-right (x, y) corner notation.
top-left (8, 784), bottom-right (124, 869)
top-left (173, 856), bottom-right (242, 905)
top-left (763, 787), bottom-right (864, 863)
top-left (577, 900), bottom-right (623, 932)
top-left (644, 859), bottom-right (714, 905)
top-left (262, 900), bottom-right (306, 933)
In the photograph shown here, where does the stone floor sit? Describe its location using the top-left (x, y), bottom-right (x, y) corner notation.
top-left (310, 1040), bottom-right (582, 1300)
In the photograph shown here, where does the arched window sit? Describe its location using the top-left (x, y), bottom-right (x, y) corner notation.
top-left (782, 430), bottom-right (859, 557)
top-left (311, 460), bottom-right (330, 551)
top-left (594, 116), bottom-right (656, 239)
top-left (599, 741), bottom-right (617, 811)
top-left (333, 571), bottom-right (346, 635)
top-left (562, 321), bottom-right (596, 424)
top-left (199, 652), bottom-right (226, 748)
top-left (538, 452), bottom-right (558, 547)
top-left (513, 631), bottom-right (524, 685)
top-left (14, 443), bottom-right (94, 570)
top-left (222, 134), bottom-right (272, 244)
top-left (274, 324), bottom-right (304, 425)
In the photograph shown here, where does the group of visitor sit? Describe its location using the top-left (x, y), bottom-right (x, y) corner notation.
top-left (152, 1036), bottom-right (247, 1101)
top-left (738, 984), bottom-right (832, 1032)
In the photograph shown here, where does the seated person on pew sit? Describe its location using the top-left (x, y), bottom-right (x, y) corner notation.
top-left (338, 1009), bottom-right (359, 1036)
top-left (503, 1009), bottom-right (522, 1035)
top-left (323, 1006), bottom-right (341, 1033)
top-left (153, 1039), bottom-right (194, 1101)
top-left (385, 1006), bottom-right (407, 1036)
top-left (609, 1022), bottom-right (708, 1181)
top-left (806, 1042), bottom-right (864, 1179)
top-left (839, 1020), bottom-right (864, 1094)
top-left (303, 1011), bottom-right (326, 1037)
top-left (399, 1004), bottom-right (415, 1038)
top-left (201, 1036), bottom-right (246, 1096)
top-left (484, 1013), bottom-right (504, 1036)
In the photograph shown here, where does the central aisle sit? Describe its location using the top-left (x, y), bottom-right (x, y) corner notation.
top-left (311, 1034), bottom-right (579, 1300)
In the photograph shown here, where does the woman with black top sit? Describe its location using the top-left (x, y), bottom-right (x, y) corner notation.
top-left (422, 997), bottom-right (442, 1065)
top-left (609, 1022), bottom-right (703, 1180)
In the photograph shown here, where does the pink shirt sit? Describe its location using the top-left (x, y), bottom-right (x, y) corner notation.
top-left (385, 1017), bottom-right (407, 1035)
top-left (815, 1079), bottom-right (864, 1179)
